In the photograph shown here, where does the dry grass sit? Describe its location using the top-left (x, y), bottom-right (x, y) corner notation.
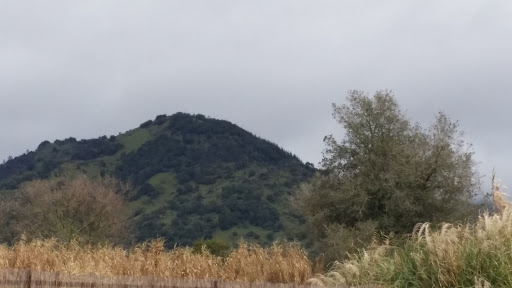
top-left (0, 269), bottom-right (313, 288)
top-left (0, 239), bottom-right (312, 284)
top-left (310, 174), bottom-right (512, 288)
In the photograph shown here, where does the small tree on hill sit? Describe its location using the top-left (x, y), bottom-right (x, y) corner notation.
top-left (295, 90), bottom-right (482, 261)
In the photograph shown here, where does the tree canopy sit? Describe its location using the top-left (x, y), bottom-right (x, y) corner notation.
top-left (295, 90), bottom-right (482, 260)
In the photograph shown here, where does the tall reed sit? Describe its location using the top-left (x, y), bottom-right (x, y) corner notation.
top-left (0, 239), bottom-right (312, 284)
top-left (311, 175), bottom-right (511, 288)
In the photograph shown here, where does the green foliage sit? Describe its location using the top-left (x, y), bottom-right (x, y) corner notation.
top-left (70, 136), bottom-right (123, 161)
top-left (192, 238), bottom-right (232, 257)
top-left (296, 90), bottom-right (481, 261)
top-left (0, 113), bottom-right (314, 249)
top-left (219, 184), bottom-right (281, 231)
top-left (317, 221), bottom-right (378, 263)
top-left (131, 183), bottom-right (160, 200)
top-left (111, 113), bottom-right (312, 246)
top-left (313, 207), bottom-right (512, 288)
top-left (116, 113), bottom-right (304, 185)
top-left (0, 136), bottom-right (123, 189)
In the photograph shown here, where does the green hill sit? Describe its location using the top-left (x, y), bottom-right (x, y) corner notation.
top-left (0, 113), bottom-right (315, 247)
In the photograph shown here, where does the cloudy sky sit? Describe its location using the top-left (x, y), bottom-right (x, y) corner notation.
top-left (1, 1), bottom-right (511, 193)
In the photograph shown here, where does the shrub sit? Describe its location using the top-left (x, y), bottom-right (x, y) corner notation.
top-left (310, 175), bottom-right (506, 288)
top-left (0, 175), bottom-right (132, 245)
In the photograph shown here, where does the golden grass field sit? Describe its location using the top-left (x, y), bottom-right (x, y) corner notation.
top-left (0, 239), bottom-right (311, 285)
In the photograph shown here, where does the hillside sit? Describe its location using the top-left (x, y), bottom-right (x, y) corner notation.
top-left (0, 113), bottom-right (315, 247)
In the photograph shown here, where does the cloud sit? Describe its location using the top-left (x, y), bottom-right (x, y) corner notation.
top-left (1, 0), bottom-right (511, 190)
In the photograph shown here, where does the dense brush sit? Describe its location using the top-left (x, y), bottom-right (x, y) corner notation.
top-left (310, 175), bottom-right (511, 288)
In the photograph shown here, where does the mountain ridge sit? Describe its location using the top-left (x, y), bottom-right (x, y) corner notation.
top-left (0, 112), bottom-right (314, 247)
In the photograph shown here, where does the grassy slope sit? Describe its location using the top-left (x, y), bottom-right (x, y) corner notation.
top-left (0, 113), bottom-right (314, 248)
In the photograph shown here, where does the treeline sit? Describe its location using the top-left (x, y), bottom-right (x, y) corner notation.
top-left (0, 111), bottom-right (314, 249)
top-left (132, 168), bottom-right (296, 246)
top-left (113, 113), bottom-right (313, 246)
top-left (0, 136), bottom-right (123, 189)
top-left (116, 113), bottom-right (307, 186)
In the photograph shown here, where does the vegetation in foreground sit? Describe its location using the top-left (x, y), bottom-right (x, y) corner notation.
top-left (310, 176), bottom-right (507, 288)
top-left (295, 90), bottom-right (483, 263)
top-left (0, 175), bottom-right (131, 245)
top-left (0, 238), bottom-right (311, 284)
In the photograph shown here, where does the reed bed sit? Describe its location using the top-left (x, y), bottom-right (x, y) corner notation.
top-left (0, 239), bottom-right (312, 284)
top-left (310, 176), bottom-right (512, 288)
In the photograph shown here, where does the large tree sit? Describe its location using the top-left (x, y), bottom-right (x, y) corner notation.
top-left (0, 175), bottom-right (132, 245)
top-left (296, 90), bottom-right (481, 260)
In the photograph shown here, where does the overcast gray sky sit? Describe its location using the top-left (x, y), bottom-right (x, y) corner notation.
top-left (1, 1), bottom-right (511, 193)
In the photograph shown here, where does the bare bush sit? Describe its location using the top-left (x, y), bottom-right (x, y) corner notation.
top-left (0, 175), bottom-right (132, 245)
